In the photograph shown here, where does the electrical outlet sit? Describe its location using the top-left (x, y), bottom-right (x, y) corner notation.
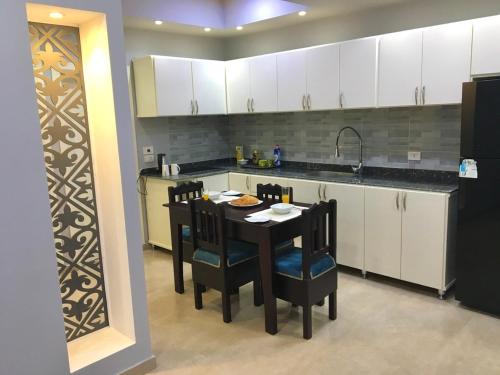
top-left (408, 151), bottom-right (421, 161)
top-left (143, 145), bottom-right (154, 155)
top-left (144, 154), bottom-right (155, 163)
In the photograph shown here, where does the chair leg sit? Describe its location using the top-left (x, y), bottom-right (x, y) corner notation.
top-left (253, 280), bottom-right (263, 306)
top-left (316, 298), bottom-right (325, 306)
top-left (329, 292), bottom-right (337, 320)
top-left (303, 305), bottom-right (312, 340)
top-left (194, 282), bottom-right (203, 310)
top-left (222, 289), bottom-right (232, 323)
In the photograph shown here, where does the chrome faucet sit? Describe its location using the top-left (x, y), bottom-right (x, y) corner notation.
top-left (335, 126), bottom-right (363, 175)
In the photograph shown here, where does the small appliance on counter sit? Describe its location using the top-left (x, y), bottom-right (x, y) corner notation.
top-left (157, 153), bottom-right (165, 173)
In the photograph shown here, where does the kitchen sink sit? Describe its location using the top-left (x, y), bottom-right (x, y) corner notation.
top-left (306, 170), bottom-right (355, 178)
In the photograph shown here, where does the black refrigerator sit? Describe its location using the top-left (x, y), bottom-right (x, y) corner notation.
top-left (456, 78), bottom-right (500, 314)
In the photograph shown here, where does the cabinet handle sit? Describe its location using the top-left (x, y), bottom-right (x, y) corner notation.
top-left (251, 98), bottom-right (255, 112)
top-left (247, 98), bottom-right (250, 112)
top-left (421, 86), bottom-right (426, 105)
top-left (246, 176), bottom-right (250, 190)
top-left (302, 94), bottom-right (306, 110)
top-left (414, 87), bottom-right (419, 105)
top-left (403, 192), bottom-right (407, 211)
top-left (190, 100), bottom-right (194, 115)
top-left (195, 100), bottom-right (199, 115)
top-left (339, 93), bottom-right (344, 108)
top-left (307, 94), bottom-right (311, 110)
top-left (322, 184), bottom-right (327, 200)
top-left (396, 192), bottom-right (400, 210)
top-left (317, 185), bottom-right (321, 200)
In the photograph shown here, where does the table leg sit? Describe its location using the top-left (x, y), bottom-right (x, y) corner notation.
top-left (171, 222), bottom-right (184, 294)
top-left (258, 233), bottom-right (277, 335)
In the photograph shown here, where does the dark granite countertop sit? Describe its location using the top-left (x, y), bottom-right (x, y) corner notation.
top-left (144, 160), bottom-right (458, 194)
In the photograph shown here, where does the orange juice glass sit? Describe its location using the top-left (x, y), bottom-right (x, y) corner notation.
top-left (282, 187), bottom-right (290, 203)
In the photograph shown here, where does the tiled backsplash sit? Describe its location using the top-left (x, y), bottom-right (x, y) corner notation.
top-left (136, 105), bottom-right (461, 172)
top-left (227, 105), bottom-right (461, 172)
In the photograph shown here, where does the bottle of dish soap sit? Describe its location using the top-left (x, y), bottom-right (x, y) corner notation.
top-left (273, 144), bottom-right (281, 167)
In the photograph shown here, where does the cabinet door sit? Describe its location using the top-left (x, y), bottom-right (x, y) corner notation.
top-left (306, 44), bottom-right (340, 111)
top-left (287, 178), bottom-right (322, 204)
top-left (145, 178), bottom-right (176, 250)
top-left (225, 59), bottom-right (251, 114)
top-left (339, 37), bottom-right (378, 109)
top-left (324, 183), bottom-right (365, 270)
top-left (154, 56), bottom-right (194, 116)
top-left (228, 173), bottom-right (251, 194)
top-left (249, 175), bottom-right (289, 195)
top-left (364, 187), bottom-right (402, 279)
top-left (422, 22), bottom-right (472, 105)
top-left (277, 50), bottom-right (307, 112)
top-left (401, 191), bottom-right (447, 289)
top-left (192, 60), bottom-right (227, 115)
top-left (249, 55), bottom-right (278, 113)
top-left (133, 56), bottom-right (157, 117)
top-left (196, 173), bottom-right (229, 192)
top-left (471, 16), bottom-right (500, 76)
top-left (378, 30), bottom-right (423, 107)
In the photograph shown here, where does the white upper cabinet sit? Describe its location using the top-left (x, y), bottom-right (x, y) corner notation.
top-left (277, 50), bottom-right (307, 112)
top-left (422, 22), bottom-right (472, 105)
top-left (226, 59), bottom-right (251, 114)
top-left (378, 30), bottom-right (423, 107)
top-left (154, 56), bottom-right (194, 116)
top-left (192, 60), bottom-right (227, 115)
top-left (249, 55), bottom-right (278, 113)
top-left (306, 44), bottom-right (340, 111)
top-left (339, 37), bottom-right (378, 109)
top-left (471, 16), bottom-right (500, 76)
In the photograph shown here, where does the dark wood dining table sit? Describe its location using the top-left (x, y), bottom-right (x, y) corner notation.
top-left (165, 198), bottom-right (309, 335)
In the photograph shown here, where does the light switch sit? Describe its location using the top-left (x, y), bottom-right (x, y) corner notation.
top-left (144, 154), bottom-right (155, 163)
top-left (143, 145), bottom-right (154, 155)
top-left (408, 151), bottom-right (421, 161)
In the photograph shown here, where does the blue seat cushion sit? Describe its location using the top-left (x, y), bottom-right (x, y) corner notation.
top-left (182, 226), bottom-right (190, 241)
top-left (274, 247), bottom-right (336, 280)
top-left (274, 240), bottom-right (294, 255)
top-left (193, 240), bottom-right (258, 268)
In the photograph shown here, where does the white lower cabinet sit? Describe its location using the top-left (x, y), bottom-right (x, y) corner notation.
top-left (365, 186), bottom-right (456, 292)
top-left (228, 173), bottom-right (252, 194)
top-left (288, 178), bottom-right (323, 204)
top-left (365, 187), bottom-right (403, 279)
top-left (324, 182), bottom-right (365, 270)
top-left (145, 177), bottom-right (177, 250)
top-left (195, 173), bottom-right (228, 192)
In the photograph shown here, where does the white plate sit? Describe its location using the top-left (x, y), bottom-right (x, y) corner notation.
top-left (228, 199), bottom-right (263, 208)
top-left (244, 215), bottom-right (270, 223)
top-left (223, 190), bottom-right (241, 196)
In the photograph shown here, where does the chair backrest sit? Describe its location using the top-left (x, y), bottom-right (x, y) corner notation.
top-left (301, 200), bottom-right (337, 280)
top-left (189, 198), bottom-right (228, 266)
top-left (256, 183), bottom-right (294, 203)
top-left (168, 181), bottom-right (203, 203)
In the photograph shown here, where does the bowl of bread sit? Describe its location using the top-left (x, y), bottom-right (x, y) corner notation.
top-left (228, 195), bottom-right (262, 207)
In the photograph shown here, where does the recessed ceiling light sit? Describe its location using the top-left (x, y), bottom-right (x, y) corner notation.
top-left (236, 26), bottom-right (243, 31)
top-left (204, 27), bottom-right (212, 32)
top-left (154, 20), bottom-right (163, 25)
top-left (49, 11), bottom-right (64, 19)
top-left (298, 11), bottom-right (307, 16)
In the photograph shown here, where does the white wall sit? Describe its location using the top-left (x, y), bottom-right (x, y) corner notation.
top-left (0, 1), bottom-right (152, 374)
top-left (224, 0), bottom-right (500, 59)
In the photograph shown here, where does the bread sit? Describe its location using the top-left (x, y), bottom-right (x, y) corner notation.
top-left (231, 194), bottom-right (259, 206)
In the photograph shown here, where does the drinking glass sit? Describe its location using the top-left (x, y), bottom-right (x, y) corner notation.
top-left (202, 187), bottom-right (209, 201)
top-left (282, 186), bottom-right (290, 204)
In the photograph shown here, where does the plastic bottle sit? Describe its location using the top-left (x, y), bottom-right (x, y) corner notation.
top-left (273, 144), bottom-right (281, 167)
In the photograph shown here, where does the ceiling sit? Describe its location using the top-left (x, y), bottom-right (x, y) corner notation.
top-left (122, 0), bottom-right (414, 37)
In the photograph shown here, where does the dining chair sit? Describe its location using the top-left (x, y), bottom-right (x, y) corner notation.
top-left (272, 199), bottom-right (338, 339)
top-left (189, 198), bottom-right (263, 323)
top-left (257, 183), bottom-right (295, 255)
top-left (168, 181), bottom-right (203, 263)
top-left (256, 183), bottom-right (294, 204)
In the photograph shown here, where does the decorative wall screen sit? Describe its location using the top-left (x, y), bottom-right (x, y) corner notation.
top-left (29, 22), bottom-right (109, 342)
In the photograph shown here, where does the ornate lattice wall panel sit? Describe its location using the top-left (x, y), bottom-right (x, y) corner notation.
top-left (29, 22), bottom-right (109, 342)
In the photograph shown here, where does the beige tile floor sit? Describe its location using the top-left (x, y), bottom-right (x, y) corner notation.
top-left (144, 248), bottom-right (500, 375)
